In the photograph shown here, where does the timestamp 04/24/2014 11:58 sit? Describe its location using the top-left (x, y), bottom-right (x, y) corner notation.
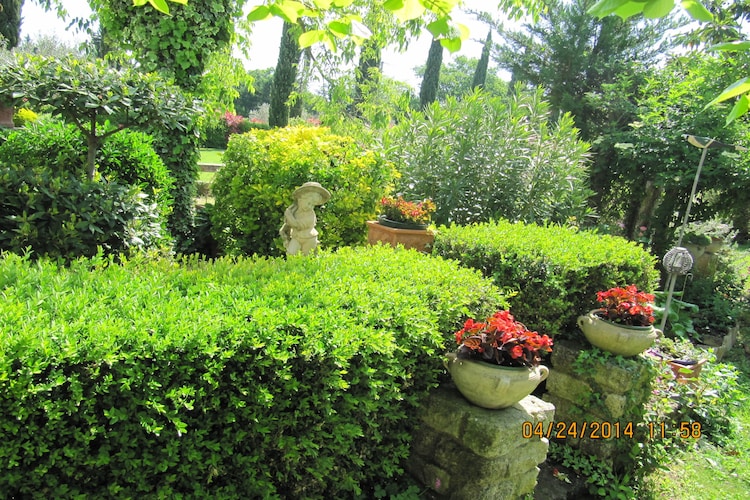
top-left (522, 420), bottom-right (703, 440)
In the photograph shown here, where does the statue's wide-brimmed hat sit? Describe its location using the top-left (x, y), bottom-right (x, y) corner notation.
top-left (293, 182), bottom-right (331, 203)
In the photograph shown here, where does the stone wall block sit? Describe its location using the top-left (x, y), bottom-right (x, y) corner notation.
top-left (591, 362), bottom-right (650, 395)
top-left (546, 369), bottom-right (592, 404)
top-left (419, 386), bottom-right (467, 440)
top-left (549, 340), bottom-right (581, 373)
top-left (409, 387), bottom-right (554, 499)
top-left (460, 397), bottom-right (555, 458)
top-left (604, 393), bottom-right (627, 419)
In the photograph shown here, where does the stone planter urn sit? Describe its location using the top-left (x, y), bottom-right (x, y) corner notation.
top-left (366, 219), bottom-right (435, 253)
top-left (578, 310), bottom-right (660, 357)
top-left (443, 352), bottom-right (549, 409)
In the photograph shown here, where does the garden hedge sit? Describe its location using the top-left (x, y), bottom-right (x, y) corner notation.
top-left (0, 164), bottom-right (164, 260)
top-left (211, 126), bottom-right (396, 256)
top-left (433, 220), bottom-right (659, 337)
top-left (0, 246), bottom-right (505, 498)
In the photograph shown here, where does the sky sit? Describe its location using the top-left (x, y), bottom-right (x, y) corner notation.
top-left (21, 0), bottom-right (502, 90)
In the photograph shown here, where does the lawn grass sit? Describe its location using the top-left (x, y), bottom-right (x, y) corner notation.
top-left (641, 345), bottom-right (750, 499)
top-left (199, 148), bottom-right (224, 165)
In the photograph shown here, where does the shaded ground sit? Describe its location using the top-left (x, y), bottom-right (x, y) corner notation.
top-left (534, 461), bottom-right (592, 499)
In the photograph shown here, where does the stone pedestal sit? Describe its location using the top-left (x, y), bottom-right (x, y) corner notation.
top-left (543, 340), bottom-right (655, 470)
top-left (408, 385), bottom-right (555, 499)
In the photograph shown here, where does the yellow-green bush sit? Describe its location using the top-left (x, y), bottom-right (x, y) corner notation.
top-left (211, 126), bottom-right (396, 256)
top-left (12, 107), bottom-right (38, 127)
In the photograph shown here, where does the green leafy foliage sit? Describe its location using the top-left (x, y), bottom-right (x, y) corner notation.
top-left (549, 442), bottom-right (635, 499)
top-left (432, 220), bottom-right (659, 336)
top-left (648, 354), bottom-right (744, 446)
top-left (95, 0), bottom-right (244, 91)
top-left (0, 54), bottom-right (200, 248)
top-left (606, 54), bottom-right (750, 258)
top-left (0, 55), bottom-right (198, 180)
top-left (385, 88), bottom-right (594, 227)
top-left (11, 107), bottom-right (38, 127)
top-left (0, 117), bottom-right (85, 176)
top-left (0, 245), bottom-right (504, 497)
top-left (0, 164), bottom-right (164, 260)
top-left (413, 55), bottom-right (508, 102)
top-left (211, 126), bottom-right (396, 256)
top-left (0, 117), bottom-right (174, 213)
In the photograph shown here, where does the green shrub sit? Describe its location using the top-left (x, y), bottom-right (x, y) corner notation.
top-left (98, 129), bottom-right (175, 211)
top-left (198, 112), bottom-right (268, 149)
top-left (681, 249), bottom-right (749, 338)
top-left (0, 163), bottom-right (165, 260)
top-left (384, 88), bottom-right (594, 227)
top-left (0, 117), bottom-right (85, 176)
top-left (0, 246), bottom-right (505, 497)
top-left (433, 220), bottom-right (659, 336)
top-left (212, 126), bottom-right (396, 256)
top-left (0, 118), bottom-right (174, 211)
top-left (199, 113), bottom-right (229, 149)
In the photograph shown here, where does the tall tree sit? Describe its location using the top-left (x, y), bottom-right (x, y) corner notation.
top-left (414, 55), bottom-right (507, 101)
top-left (235, 68), bottom-right (274, 116)
top-left (269, 21), bottom-right (302, 128)
top-left (0, 0), bottom-right (23, 48)
top-left (495, 0), bottom-right (672, 138)
top-left (353, 37), bottom-right (382, 114)
top-left (471, 31), bottom-right (492, 90)
top-left (419, 38), bottom-right (443, 109)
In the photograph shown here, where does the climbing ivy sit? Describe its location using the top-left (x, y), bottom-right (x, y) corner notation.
top-left (93, 0), bottom-right (246, 91)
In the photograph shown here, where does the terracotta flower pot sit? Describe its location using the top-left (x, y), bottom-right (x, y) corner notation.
top-left (0, 104), bottom-right (14, 128)
top-left (443, 352), bottom-right (549, 409)
top-left (366, 220), bottom-right (435, 253)
top-left (668, 358), bottom-right (706, 384)
top-left (577, 310), bottom-right (660, 357)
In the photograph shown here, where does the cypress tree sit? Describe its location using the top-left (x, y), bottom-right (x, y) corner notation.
top-left (353, 38), bottom-right (382, 114)
top-left (419, 38), bottom-right (443, 109)
top-left (0, 0), bottom-right (23, 49)
top-left (471, 31), bottom-right (492, 91)
top-left (269, 21), bottom-right (302, 128)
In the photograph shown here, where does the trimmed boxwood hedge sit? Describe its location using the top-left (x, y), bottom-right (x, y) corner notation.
top-left (0, 246), bottom-right (505, 498)
top-left (432, 220), bottom-right (659, 337)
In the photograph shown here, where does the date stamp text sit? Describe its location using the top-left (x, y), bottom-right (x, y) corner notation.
top-left (522, 421), bottom-right (702, 440)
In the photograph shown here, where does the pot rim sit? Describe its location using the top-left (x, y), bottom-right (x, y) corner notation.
top-left (445, 351), bottom-right (538, 371)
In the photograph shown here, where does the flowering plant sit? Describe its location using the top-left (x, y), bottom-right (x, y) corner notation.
top-left (454, 310), bottom-right (553, 368)
top-left (595, 285), bottom-right (655, 327)
top-left (379, 196), bottom-right (436, 226)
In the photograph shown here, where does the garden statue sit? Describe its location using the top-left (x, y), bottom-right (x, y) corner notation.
top-left (280, 182), bottom-right (331, 256)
